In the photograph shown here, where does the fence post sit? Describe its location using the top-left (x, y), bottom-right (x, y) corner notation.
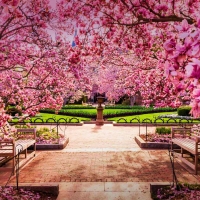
top-left (57, 121), bottom-right (59, 136)
top-left (15, 144), bottom-right (23, 190)
top-left (146, 123), bottom-right (148, 141)
top-left (168, 148), bottom-right (178, 189)
top-left (139, 123), bottom-right (140, 136)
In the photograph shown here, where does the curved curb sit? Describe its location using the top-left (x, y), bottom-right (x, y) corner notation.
top-left (27, 138), bottom-right (69, 150)
top-left (36, 137), bottom-right (69, 150)
top-left (135, 136), bottom-right (171, 149)
top-left (135, 136), bottom-right (179, 149)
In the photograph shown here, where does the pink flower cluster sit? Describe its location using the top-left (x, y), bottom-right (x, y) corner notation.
top-left (163, 19), bottom-right (200, 117)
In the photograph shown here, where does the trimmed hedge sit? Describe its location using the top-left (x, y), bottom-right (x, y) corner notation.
top-left (177, 106), bottom-right (191, 116)
top-left (40, 106), bottom-right (177, 118)
top-left (61, 105), bottom-right (145, 109)
top-left (62, 105), bottom-right (94, 109)
top-left (156, 127), bottom-right (171, 134)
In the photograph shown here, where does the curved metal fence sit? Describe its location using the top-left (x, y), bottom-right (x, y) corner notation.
top-left (9, 117), bottom-right (81, 139)
top-left (10, 117), bottom-right (80, 124)
top-left (116, 117), bottom-right (200, 125)
top-left (116, 117), bottom-right (200, 138)
top-left (9, 116), bottom-right (200, 141)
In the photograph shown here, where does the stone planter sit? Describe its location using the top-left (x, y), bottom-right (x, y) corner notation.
top-left (135, 136), bottom-right (179, 149)
top-left (28, 137), bottom-right (69, 150)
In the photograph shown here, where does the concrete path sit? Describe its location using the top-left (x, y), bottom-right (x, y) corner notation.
top-left (59, 124), bottom-right (144, 152)
top-left (57, 182), bottom-right (151, 200)
top-left (1, 124), bottom-right (200, 200)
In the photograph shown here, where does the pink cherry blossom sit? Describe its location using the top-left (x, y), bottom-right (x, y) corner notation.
top-left (1, 0), bottom-right (200, 125)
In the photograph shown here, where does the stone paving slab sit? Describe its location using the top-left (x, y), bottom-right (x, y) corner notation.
top-left (57, 190), bottom-right (151, 200)
top-left (57, 182), bottom-right (151, 200)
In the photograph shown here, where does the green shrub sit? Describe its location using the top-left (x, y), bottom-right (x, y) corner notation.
top-left (15, 125), bottom-right (36, 128)
top-left (36, 127), bottom-right (58, 139)
top-left (122, 99), bottom-right (130, 105)
top-left (105, 105), bottom-right (144, 109)
top-left (156, 127), bottom-right (171, 134)
top-left (177, 106), bottom-right (191, 116)
top-left (183, 183), bottom-right (200, 190)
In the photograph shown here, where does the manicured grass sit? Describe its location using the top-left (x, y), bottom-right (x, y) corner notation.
top-left (34, 112), bottom-right (200, 123)
top-left (108, 112), bottom-right (200, 123)
top-left (107, 112), bottom-right (179, 122)
top-left (10, 113), bottom-right (90, 123)
top-left (10, 111), bottom-right (200, 124)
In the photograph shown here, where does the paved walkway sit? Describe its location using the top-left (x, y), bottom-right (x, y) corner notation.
top-left (1, 124), bottom-right (200, 200)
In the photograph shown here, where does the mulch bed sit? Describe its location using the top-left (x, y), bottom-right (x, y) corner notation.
top-left (0, 187), bottom-right (58, 200)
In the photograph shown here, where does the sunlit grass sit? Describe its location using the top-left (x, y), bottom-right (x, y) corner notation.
top-left (10, 113), bottom-right (90, 123)
top-left (107, 111), bottom-right (199, 123)
top-left (10, 111), bottom-right (200, 124)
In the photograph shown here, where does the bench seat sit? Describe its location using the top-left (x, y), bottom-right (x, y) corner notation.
top-left (16, 139), bottom-right (36, 150)
top-left (171, 127), bottom-right (200, 174)
top-left (0, 126), bottom-right (36, 174)
top-left (172, 138), bottom-right (197, 155)
top-left (0, 139), bottom-right (35, 156)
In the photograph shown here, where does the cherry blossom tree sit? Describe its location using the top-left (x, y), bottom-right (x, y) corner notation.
top-left (1, 0), bottom-right (200, 125)
top-left (59, 0), bottom-right (200, 117)
top-left (0, 0), bottom-right (90, 125)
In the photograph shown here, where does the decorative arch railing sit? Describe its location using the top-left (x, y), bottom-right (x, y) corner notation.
top-left (116, 116), bottom-right (199, 138)
top-left (9, 117), bottom-right (81, 139)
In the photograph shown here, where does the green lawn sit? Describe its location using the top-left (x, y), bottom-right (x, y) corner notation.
top-left (10, 110), bottom-right (199, 124)
top-left (107, 111), bottom-right (198, 123)
top-left (10, 113), bottom-right (90, 123)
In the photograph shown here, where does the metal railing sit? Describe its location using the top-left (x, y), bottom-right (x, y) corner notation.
top-left (4, 144), bottom-right (24, 190)
top-left (116, 117), bottom-right (199, 139)
top-left (10, 117), bottom-right (80, 124)
top-left (9, 117), bottom-right (80, 140)
top-left (117, 117), bottom-right (200, 124)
